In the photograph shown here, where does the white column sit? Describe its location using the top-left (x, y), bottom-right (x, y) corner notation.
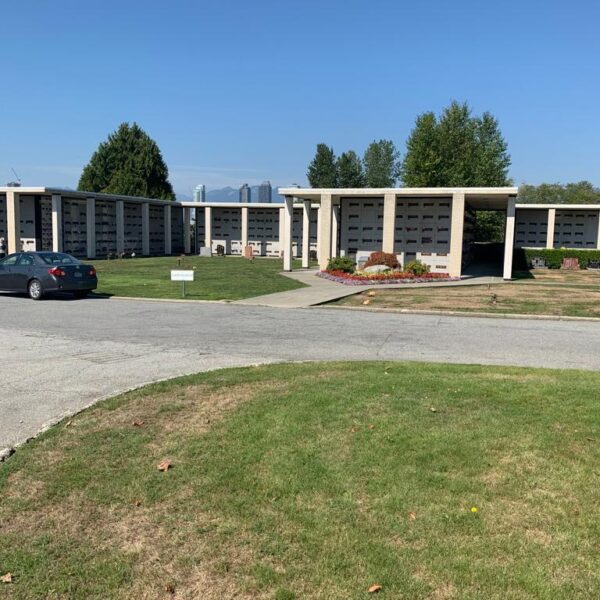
top-left (115, 200), bottom-right (125, 254)
top-left (331, 203), bottom-right (339, 258)
top-left (278, 207), bottom-right (285, 257)
top-left (546, 208), bottom-right (556, 249)
top-left (302, 199), bottom-right (311, 268)
top-left (205, 206), bottom-right (212, 250)
top-left (164, 204), bottom-right (172, 255)
top-left (50, 193), bottom-right (62, 253)
top-left (597, 211), bottom-right (600, 249)
top-left (382, 192), bottom-right (396, 253)
top-left (283, 196), bottom-right (294, 271)
top-left (86, 197), bottom-right (96, 258)
top-left (316, 205), bottom-right (322, 261)
top-left (241, 206), bottom-right (249, 249)
top-left (183, 207), bottom-right (191, 254)
top-left (448, 192), bottom-right (465, 278)
top-left (503, 198), bottom-right (516, 280)
top-left (318, 193), bottom-right (333, 270)
top-left (142, 203), bottom-right (150, 256)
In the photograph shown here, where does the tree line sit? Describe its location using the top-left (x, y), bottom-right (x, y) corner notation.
top-left (306, 101), bottom-right (512, 188)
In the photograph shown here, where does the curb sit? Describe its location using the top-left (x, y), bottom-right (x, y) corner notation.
top-left (319, 305), bottom-right (600, 323)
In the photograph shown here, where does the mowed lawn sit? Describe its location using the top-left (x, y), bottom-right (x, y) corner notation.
top-left (92, 256), bottom-right (306, 300)
top-left (334, 277), bottom-right (600, 318)
top-left (2, 362), bottom-right (600, 599)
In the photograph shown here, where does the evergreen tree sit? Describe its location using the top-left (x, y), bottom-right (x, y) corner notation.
top-left (401, 101), bottom-right (511, 187)
top-left (398, 112), bottom-right (441, 186)
top-left (336, 150), bottom-right (365, 187)
top-left (363, 139), bottom-right (400, 187)
top-left (307, 144), bottom-right (338, 187)
top-left (78, 122), bottom-right (175, 200)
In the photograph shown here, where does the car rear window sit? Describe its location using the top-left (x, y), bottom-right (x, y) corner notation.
top-left (39, 253), bottom-right (81, 265)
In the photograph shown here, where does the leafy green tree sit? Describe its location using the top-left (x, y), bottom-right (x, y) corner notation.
top-left (363, 139), bottom-right (400, 187)
top-left (518, 181), bottom-right (600, 204)
top-left (336, 150), bottom-right (365, 187)
top-left (400, 101), bottom-right (511, 187)
top-left (307, 144), bottom-right (338, 187)
top-left (78, 122), bottom-right (175, 200)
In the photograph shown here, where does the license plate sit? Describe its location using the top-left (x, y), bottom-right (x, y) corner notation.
top-left (74, 272), bottom-right (82, 278)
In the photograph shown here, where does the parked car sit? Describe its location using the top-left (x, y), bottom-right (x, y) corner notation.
top-left (0, 252), bottom-right (97, 300)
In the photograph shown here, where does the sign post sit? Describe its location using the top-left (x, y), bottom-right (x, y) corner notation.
top-left (171, 269), bottom-right (194, 298)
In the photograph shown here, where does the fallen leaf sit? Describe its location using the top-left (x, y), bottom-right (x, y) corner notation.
top-left (132, 500), bottom-right (142, 507)
top-left (367, 291), bottom-right (376, 297)
top-left (157, 459), bottom-right (172, 472)
top-left (408, 511), bottom-right (417, 520)
top-left (368, 583), bottom-right (382, 593)
top-left (350, 427), bottom-right (358, 433)
top-left (430, 407), bottom-right (437, 413)
top-left (368, 424), bottom-right (375, 430)
top-left (132, 420), bottom-right (144, 427)
top-left (165, 584), bottom-right (175, 594)
top-left (64, 420), bottom-right (73, 428)
top-left (1, 573), bottom-right (12, 583)
top-left (362, 299), bottom-right (372, 305)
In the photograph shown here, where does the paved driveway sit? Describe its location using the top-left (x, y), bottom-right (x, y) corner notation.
top-left (1, 294), bottom-right (600, 454)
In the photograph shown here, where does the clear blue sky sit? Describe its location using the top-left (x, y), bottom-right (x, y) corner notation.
top-left (1, 0), bottom-right (599, 196)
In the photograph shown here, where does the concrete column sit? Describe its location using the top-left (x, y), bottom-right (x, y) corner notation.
top-left (316, 205), bottom-right (322, 261)
top-left (205, 206), bottom-right (212, 249)
top-left (546, 208), bottom-right (556, 249)
top-left (241, 206), bottom-right (249, 249)
top-left (86, 197), bottom-right (96, 258)
top-left (283, 196), bottom-right (294, 271)
top-left (318, 193), bottom-right (333, 270)
top-left (382, 192), bottom-right (396, 253)
top-left (164, 204), bottom-right (172, 255)
top-left (278, 207), bottom-right (285, 256)
top-left (448, 192), bottom-right (466, 278)
top-left (183, 207), bottom-right (191, 254)
top-left (142, 203), bottom-right (150, 256)
top-left (331, 203), bottom-right (339, 258)
top-left (302, 199), bottom-right (311, 268)
top-left (116, 200), bottom-right (125, 254)
top-left (50, 193), bottom-right (62, 253)
top-left (503, 198), bottom-right (516, 280)
top-left (597, 211), bottom-right (600, 249)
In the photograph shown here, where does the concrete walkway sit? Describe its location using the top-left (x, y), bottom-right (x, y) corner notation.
top-left (235, 268), bottom-right (504, 308)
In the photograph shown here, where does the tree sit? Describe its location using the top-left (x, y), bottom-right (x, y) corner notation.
top-left (336, 150), bottom-right (365, 187)
top-left (363, 139), bottom-right (400, 187)
top-left (400, 101), bottom-right (511, 187)
top-left (518, 181), bottom-right (600, 204)
top-left (78, 122), bottom-right (175, 200)
top-left (307, 144), bottom-right (338, 187)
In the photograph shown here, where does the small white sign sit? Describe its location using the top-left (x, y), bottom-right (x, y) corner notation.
top-left (171, 269), bottom-right (194, 281)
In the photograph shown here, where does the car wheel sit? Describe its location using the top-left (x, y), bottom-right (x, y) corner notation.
top-left (73, 290), bottom-right (89, 299)
top-left (28, 279), bottom-right (44, 301)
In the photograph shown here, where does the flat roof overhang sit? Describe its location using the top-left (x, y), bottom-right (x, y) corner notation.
top-left (0, 187), bottom-right (179, 206)
top-left (278, 187), bottom-right (518, 199)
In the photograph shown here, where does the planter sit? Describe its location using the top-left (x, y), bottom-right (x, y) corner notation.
top-left (318, 270), bottom-right (459, 286)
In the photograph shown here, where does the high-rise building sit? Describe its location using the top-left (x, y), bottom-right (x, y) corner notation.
top-left (239, 183), bottom-right (251, 203)
top-left (193, 184), bottom-right (206, 203)
top-left (258, 180), bottom-right (272, 203)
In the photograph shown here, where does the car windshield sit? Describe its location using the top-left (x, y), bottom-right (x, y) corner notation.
top-left (39, 253), bottom-right (81, 265)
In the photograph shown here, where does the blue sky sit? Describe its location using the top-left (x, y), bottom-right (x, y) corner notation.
top-left (1, 0), bottom-right (599, 195)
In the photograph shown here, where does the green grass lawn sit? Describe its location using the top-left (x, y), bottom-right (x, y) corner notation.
top-left (92, 256), bottom-right (306, 301)
top-left (2, 362), bottom-right (600, 599)
top-left (333, 280), bottom-right (600, 318)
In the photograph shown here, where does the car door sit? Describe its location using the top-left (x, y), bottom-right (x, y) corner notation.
top-left (15, 253), bottom-right (35, 291)
top-left (0, 254), bottom-right (20, 290)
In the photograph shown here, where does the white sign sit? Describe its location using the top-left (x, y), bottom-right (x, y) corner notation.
top-left (171, 270), bottom-right (194, 281)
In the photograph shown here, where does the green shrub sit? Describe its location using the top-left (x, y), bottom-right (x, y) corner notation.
top-left (514, 248), bottom-right (600, 270)
top-left (326, 256), bottom-right (355, 273)
top-left (364, 251), bottom-right (400, 269)
top-left (405, 259), bottom-right (430, 275)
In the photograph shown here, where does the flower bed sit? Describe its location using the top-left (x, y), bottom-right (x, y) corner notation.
top-left (318, 269), bottom-right (459, 285)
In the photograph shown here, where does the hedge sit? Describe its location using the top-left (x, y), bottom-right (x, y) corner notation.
top-left (514, 247), bottom-right (600, 269)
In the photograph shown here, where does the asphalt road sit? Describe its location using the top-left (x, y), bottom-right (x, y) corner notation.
top-left (1, 293), bottom-right (600, 454)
